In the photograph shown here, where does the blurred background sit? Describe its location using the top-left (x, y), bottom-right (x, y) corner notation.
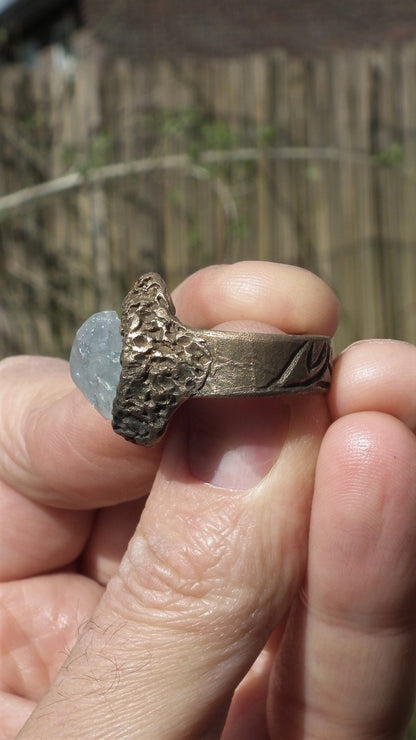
top-left (0, 0), bottom-right (415, 362)
top-left (1, 2), bottom-right (416, 735)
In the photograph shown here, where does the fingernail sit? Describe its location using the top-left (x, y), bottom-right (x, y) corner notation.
top-left (188, 398), bottom-right (290, 489)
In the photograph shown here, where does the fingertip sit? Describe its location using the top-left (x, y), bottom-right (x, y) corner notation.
top-left (270, 410), bottom-right (416, 738)
top-left (173, 261), bottom-right (339, 335)
top-left (317, 410), bottom-right (416, 501)
top-left (312, 410), bottom-right (416, 618)
top-left (329, 339), bottom-right (416, 431)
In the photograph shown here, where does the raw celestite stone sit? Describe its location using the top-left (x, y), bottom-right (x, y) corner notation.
top-left (70, 310), bottom-right (122, 419)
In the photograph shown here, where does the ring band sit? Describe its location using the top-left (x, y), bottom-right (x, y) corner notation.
top-left (112, 273), bottom-right (332, 445)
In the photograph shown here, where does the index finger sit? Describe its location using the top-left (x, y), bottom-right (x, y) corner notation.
top-left (173, 261), bottom-right (339, 334)
top-left (0, 262), bottom-right (339, 509)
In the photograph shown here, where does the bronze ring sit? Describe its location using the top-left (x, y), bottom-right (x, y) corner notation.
top-left (112, 273), bottom-right (332, 446)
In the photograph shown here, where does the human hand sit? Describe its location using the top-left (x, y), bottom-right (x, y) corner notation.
top-left (1, 262), bottom-right (416, 739)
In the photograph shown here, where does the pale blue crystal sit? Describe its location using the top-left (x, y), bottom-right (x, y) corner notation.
top-left (70, 311), bottom-right (122, 419)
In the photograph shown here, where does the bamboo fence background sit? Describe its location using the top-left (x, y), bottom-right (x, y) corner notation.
top-left (1, 32), bottom-right (416, 358)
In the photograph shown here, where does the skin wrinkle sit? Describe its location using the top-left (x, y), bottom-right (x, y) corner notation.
top-left (30, 361), bottom-right (325, 735)
top-left (27, 400), bottom-right (112, 505)
top-left (0, 691), bottom-right (36, 730)
top-left (173, 261), bottom-right (339, 334)
top-left (3, 358), bottom-right (161, 510)
top-left (115, 529), bottom-right (249, 623)
top-left (328, 644), bottom-right (412, 737)
top-left (7, 477), bottom-right (93, 559)
top-left (7, 265), bottom-right (416, 738)
top-left (81, 501), bottom-right (143, 587)
top-left (0, 408), bottom-right (31, 498)
top-left (98, 582), bottom-right (257, 702)
top-left (273, 416), bottom-right (416, 740)
top-left (25, 393), bottom-right (157, 508)
top-left (49, 623), bottom-right (133, 727)
top-left (1, 593), bottom-right (47, 701)
top-left (1, 575), bottom-right (103, 706)
top-left (0, 359), bottom-right (74, 498)
top-left (140, 509), bottom-right (244, 590)
top-left (0, 602), bottom-right (21, 695)
top-left (308, 422), bottom-right (416, 638)
top-left (18, 593), bottom-right (69, 698)
top-left (108, 497), bottom-right (288, 642)
top-left (271, 617), bottom-right (413, 739)
top-left (272, 704), bottom-right (407, 740)
top-left (134, 430), bottom-right (254, 597)
top-left (298, 586), bottom-right (416, 637)
top-left (105, 507), bottom-right (276, 645)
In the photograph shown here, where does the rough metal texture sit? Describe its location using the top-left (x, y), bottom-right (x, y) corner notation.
top-left (112, 273), bottom-right (212, 445)
top-left (112, 272), bottom-right (332, 446)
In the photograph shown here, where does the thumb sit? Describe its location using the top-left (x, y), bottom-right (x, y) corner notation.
top-left (19, 392), bottom-right (328, 739)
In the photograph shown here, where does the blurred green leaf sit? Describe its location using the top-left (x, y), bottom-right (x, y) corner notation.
top-left (375, 142), bottom-right (403, 167)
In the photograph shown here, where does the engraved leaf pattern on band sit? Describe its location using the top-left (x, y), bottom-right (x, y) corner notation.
top-left (111, 272), bottom-right (332, 446)
top-left (273, 338), bottom-right (332, 391)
